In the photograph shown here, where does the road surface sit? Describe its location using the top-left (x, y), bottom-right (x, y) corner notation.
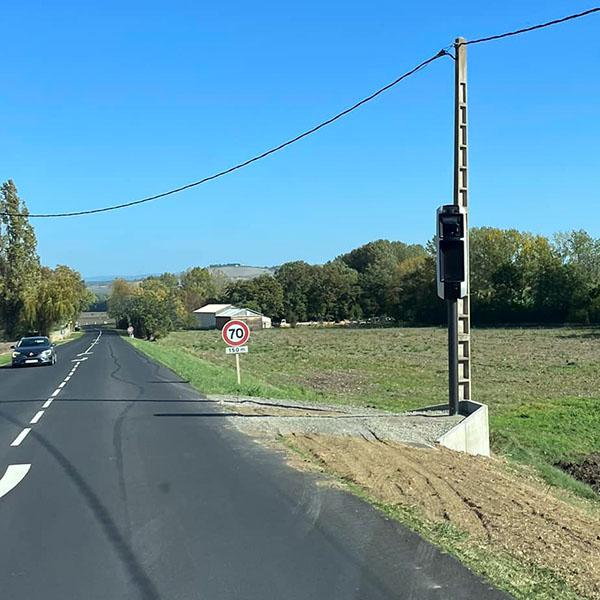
top-left (0, 329), bottom-right (510, 599)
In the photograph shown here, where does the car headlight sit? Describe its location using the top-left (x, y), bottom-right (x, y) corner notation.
top-left (12, 352), bottom-right (20, 358)
top-left (41, 349), bottom-right (52, 358)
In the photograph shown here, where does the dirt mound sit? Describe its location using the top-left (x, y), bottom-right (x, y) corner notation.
top-left (558, 454), bottom-right (600, 494)
top-left (290, 434), bottom-right (600, 599)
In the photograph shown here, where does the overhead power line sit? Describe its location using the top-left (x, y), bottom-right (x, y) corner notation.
top-left (9, 50), bottom-right (450, 219)
top-left (3, 6), bottom-right (599, 219)
top-left (463, 6), bottom-right (600, 46)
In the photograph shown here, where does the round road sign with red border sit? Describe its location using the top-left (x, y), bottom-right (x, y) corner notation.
top-left (222, 320), bottom-right (250, 347)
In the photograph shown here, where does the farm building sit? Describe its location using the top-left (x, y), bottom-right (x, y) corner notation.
top-left (193, 304), bottom-right (271, 330)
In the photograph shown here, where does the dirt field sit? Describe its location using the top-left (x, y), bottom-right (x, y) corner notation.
top-left (288, 434), bottom-right (600, 599)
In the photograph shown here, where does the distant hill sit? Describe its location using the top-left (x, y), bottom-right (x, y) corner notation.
top-left (208, 265), bottom-right (275, 281)
top-left (85, 265), bottom-right (275, 292)
top-left (85, 274), bottom-right (155, 283)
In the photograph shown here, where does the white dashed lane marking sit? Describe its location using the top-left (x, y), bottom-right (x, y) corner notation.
top-left (2, 330), bottom-right (103, 501)
top-left (30, 411), bottom-right (44, 425)
top-left (10, 428), bottom-right (31, 447)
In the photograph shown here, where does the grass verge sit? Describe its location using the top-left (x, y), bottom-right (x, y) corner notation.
top-left (127, 337), bottom-right (292, 399)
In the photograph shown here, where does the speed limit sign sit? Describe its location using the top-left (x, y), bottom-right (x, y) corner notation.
top-left (222, 320), bottom-right (250, 347)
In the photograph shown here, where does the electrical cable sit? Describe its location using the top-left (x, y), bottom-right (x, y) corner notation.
top-left (2, 7), bottom-right (599, 219)
top-left (462, 6), bottom-right (599, 46)
top-left (2, 50), bottom-right (449, 218)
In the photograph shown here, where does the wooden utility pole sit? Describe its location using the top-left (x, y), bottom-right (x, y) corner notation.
top-left (452, 38), bottom-right (472, 406)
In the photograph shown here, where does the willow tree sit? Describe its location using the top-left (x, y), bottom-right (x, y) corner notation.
top-left (0, 180), bottom-right (40, 337)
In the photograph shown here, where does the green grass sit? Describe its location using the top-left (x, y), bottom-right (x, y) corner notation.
top-left (128, 326), bottom-right (600, 499)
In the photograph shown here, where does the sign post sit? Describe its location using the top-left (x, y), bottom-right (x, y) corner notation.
top-left (222, 320), bottom-right (250, 385)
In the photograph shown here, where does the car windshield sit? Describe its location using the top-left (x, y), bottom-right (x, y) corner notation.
top-left (18, 337), bottom-right (49, 347)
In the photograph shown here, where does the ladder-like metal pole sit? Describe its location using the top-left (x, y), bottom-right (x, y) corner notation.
top-left (453, 38), bottom-right (472, 405)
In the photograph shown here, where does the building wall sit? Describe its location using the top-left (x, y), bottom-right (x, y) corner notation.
top-left (216, 315), bottom-right (267, 331)
top-left (195, 313), bottom-right (217, 330)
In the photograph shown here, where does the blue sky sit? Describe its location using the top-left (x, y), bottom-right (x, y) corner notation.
top-left (1, 1), bottom-right (599, 277)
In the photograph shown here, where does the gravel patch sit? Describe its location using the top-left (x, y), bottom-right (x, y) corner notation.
top-left (207, 394), bottom-right (463, 447)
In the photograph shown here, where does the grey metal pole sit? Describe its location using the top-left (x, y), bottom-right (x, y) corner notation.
top-left (447, 299), bottom-right (459, 415)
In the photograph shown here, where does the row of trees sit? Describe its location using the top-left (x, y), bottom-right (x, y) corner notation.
top-left (0, 180), bottom-right (91, 338)
top-left (223, 231), bottom-right (600, 326)
top-left (110, 228), bottom-right (600, 339)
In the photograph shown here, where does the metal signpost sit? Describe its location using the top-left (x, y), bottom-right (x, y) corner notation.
top-left (222, 320), bottom-right (250, 385)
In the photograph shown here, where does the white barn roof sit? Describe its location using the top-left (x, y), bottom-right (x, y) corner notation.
top-left (193, 304), bottom-right (232, 314)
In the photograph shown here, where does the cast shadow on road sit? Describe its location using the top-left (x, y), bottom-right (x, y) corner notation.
top-left (0, 408), bottom-right (162, 600)
top-left (153, 412), bottom-right (354, 419)
top-left (155, 412), bottom-right (279, 418)
top-left (0, 398), bottom-right (211, 404)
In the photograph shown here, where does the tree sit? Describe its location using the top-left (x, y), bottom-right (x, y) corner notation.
top-left (275, 261), bottom-right (316, 323)
top-left (387, 254), bottom-right (445, 324)
top-left (108, 279), bottom-right (139, 329)
top-left (31, 266), bottom-right (89, 335)
top-left (108, 274), bottom-right (185, 338)
top-left (316, 261), bottom-right (361, 321)
top-left (140, 275), bottom-right (186, 331)
top-left (180, 267), bottom-right (216, 313)
top-left (128, 286), bottom-right (174, 340)
top-left (469, 228), bottom-right (572, 324)
top-left (554, 230), bottom-right (600, 322)
top-left (223, 275), bottom-right (284, 319)
top-left (0, 180), bottom-right (41, 337)
top-left (339, 240), bottom-right (426, 318)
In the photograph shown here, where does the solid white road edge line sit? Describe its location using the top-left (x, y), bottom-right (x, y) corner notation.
top-left (42, 399), bottom-right (53, 409)
top-left (30, 411), bottom-right (44, 424)
top-left (10, 428), bottom-right (31, 447)
top-left (0, 464), bottom-right (31, 499)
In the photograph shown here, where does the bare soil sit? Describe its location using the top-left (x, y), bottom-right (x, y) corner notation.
top-left (288, 434), bottom-right (600, 599)
top-left (558, 454), bottom-right (600, 495)
top-left (297, 370), bottom-right (372, 395)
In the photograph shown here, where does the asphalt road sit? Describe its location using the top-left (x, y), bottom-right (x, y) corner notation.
top-left (0, 329), bottom-right (511, 599)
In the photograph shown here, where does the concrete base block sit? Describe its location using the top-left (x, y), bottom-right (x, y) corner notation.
top-left (436, 400), bottom-right (490, 457)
